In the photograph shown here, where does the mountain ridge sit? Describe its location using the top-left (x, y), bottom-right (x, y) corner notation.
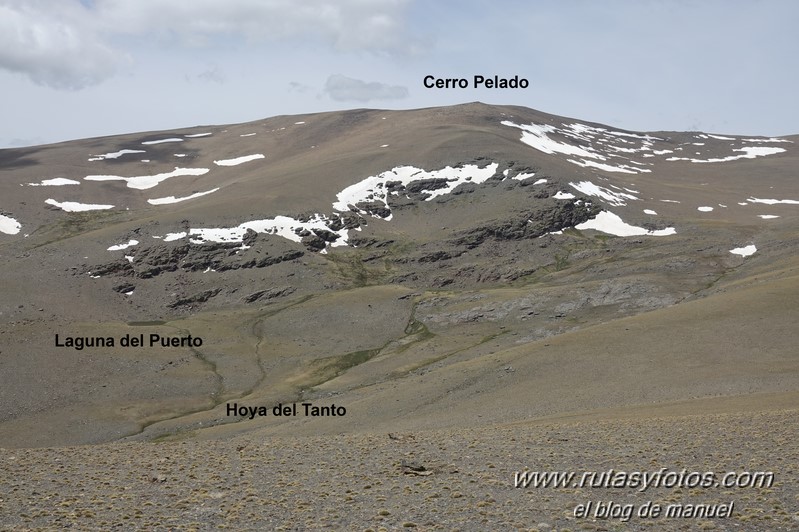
top-left (2, 102), bottom-right (798, 530)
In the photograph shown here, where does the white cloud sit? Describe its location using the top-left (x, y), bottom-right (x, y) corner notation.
top-left (288, 81), bottom-right (312, 93)
top-left (93, 0), bottom-right (415, 52)
top-left (0, 0), bottom-right (120, 89)
top-left (195, 65), bottom-right (225, 84)
top-left (324, 74), bottom-right (408, 102)
top-left (0, 0), bottom-right (416, 90)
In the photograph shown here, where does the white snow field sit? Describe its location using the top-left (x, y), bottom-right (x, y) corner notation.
top-left (575, 211), bottom-right (676, 237)
top-left (26, 178), bottom-right (81, 186)
top-left (88, 149), bottom-right (145, 161)
top-left (163, 232), bottom-right (187, 242)
top-left (332, 163), bottom-right (499, 221)
top-left (0, 214), bottom-right (22, 235)
top-left (502, 120), bottom-right (658, 174)
top-left (569, 181), bottom-right (638, 206)
top-left (45, 199), bottom-right (114, 212)
top-left (147, 188), bottom-right (220, 205)
top-left (213, 154), bottom-right (265, 166)
top-left (553, 191), bottom-right (575, 200)
top-left (747, 197), bottom-right (799, 205)
top-left (184, 214), bottom-right (349, 248)
top-left (666, 146), bottom-right (786, 163)
top-left (730, 244), bottom-right (757, 257)
top-left (85, 167), bottom-right (210, 190)
top-left (138, 154), bottom-right (688, 254)
top-left (149, 163), bottom-right (505, 251)
top-left (503, 119), bottom-right (789, 174)
top-left (141, 138), bottom-right (183, 145)
top-left (107, 240), bottom-right (139, 251)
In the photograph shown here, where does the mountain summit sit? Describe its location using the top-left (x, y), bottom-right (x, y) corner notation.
top-left (1, 102), bottom-right (798, 447)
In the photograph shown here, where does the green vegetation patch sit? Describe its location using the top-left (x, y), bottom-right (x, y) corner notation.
top-left (33, 209), bottom-right (131, 247)
top-left (308, 347), bottom-right (382, 385)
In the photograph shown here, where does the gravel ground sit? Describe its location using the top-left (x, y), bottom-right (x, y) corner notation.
top-left (2, 408), bottom-right (797, 531)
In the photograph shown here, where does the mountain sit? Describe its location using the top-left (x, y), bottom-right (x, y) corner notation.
top-left (1, 102), bottom-right (797, 530)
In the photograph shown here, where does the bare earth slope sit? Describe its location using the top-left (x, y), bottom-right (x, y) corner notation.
top-left (1, 103), bottom-right (798, 530)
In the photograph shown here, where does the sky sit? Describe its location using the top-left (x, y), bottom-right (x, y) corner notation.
top-left (1, 0), bottom-right (798, 148)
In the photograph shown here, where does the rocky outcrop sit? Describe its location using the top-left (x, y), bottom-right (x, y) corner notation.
top-left (217, 250), bottom-right (304, 271)
top-left (453, 200), bottom-right (600, 249)
top-left (525, 200), bottom-right (601, 236)
top-left (168, 288), bottom-right (222, 309)
top-left (90, 260), bottom-right (134, 277)
top-left (113, 282), bottom-right (136, 294)
top-left (418, 250), bottom-right (459, 263)
top-left (87, 243), bottom-right (304, 280)
top-left (353, 201), bottom-right (391, 219)
top-left (242, 286), bottom-right (296, 303)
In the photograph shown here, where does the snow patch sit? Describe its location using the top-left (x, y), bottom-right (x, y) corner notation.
top-left (185, 132), bottom-right (213, 138)
top-left (730, 244), bottom-right (757, 257)
top-left (747, 197), bottom-right (799, 205)
top-left (88, 149), bottom-right (145, 161)
top-left (567, 158), bottom-right (649, 174)
top-left (758, 215), bottom-right (780, 219)
top-left (46, 199), bottom-right (114, 212)
top-left (26, 178), bottom-right (81, 186)
top-left (0, 214), bottom-right (22, 235)
top-left (107, 239), bottom-right (139, 251)
top-left (667, 146), bottom-right (786, 163)
top-left (503, 120), bottom-right (659, 174)
top-left (697, 206), bottom-right (714, 212)
top-left (575, 211), bottom-right (676, 237)
top-left (332, 163), bottom-right (498, 221)
top-left (141, 138), bottom-right (183, 145)
top-left (164, 232), bottom-right (187, 242)
top-left (569, 181), bottom-right (638, 206)
top-left (553, 191), bottom-right (575, 200)
top-left (85, 167), bottom-right (210, 190)
top-left (147, 188), bottom-right (220, 205)
top-left (214, 154), bottom-right (265, 166)
top-left (742, 137), bottom-right (792, 143)
top-left (511, 171), bottom-right (536, 181)
top-left (644, 209), bottom-right (657, 215)
top-left (502, 121), bottom-right (601, 159)
top-left (185, 214), bottom-right (349, 248)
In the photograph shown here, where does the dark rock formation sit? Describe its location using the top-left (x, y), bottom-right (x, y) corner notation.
top-left (168, 288), bottom-right (222, 309)
top-left (242, 286), bottom-right (296, 303)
